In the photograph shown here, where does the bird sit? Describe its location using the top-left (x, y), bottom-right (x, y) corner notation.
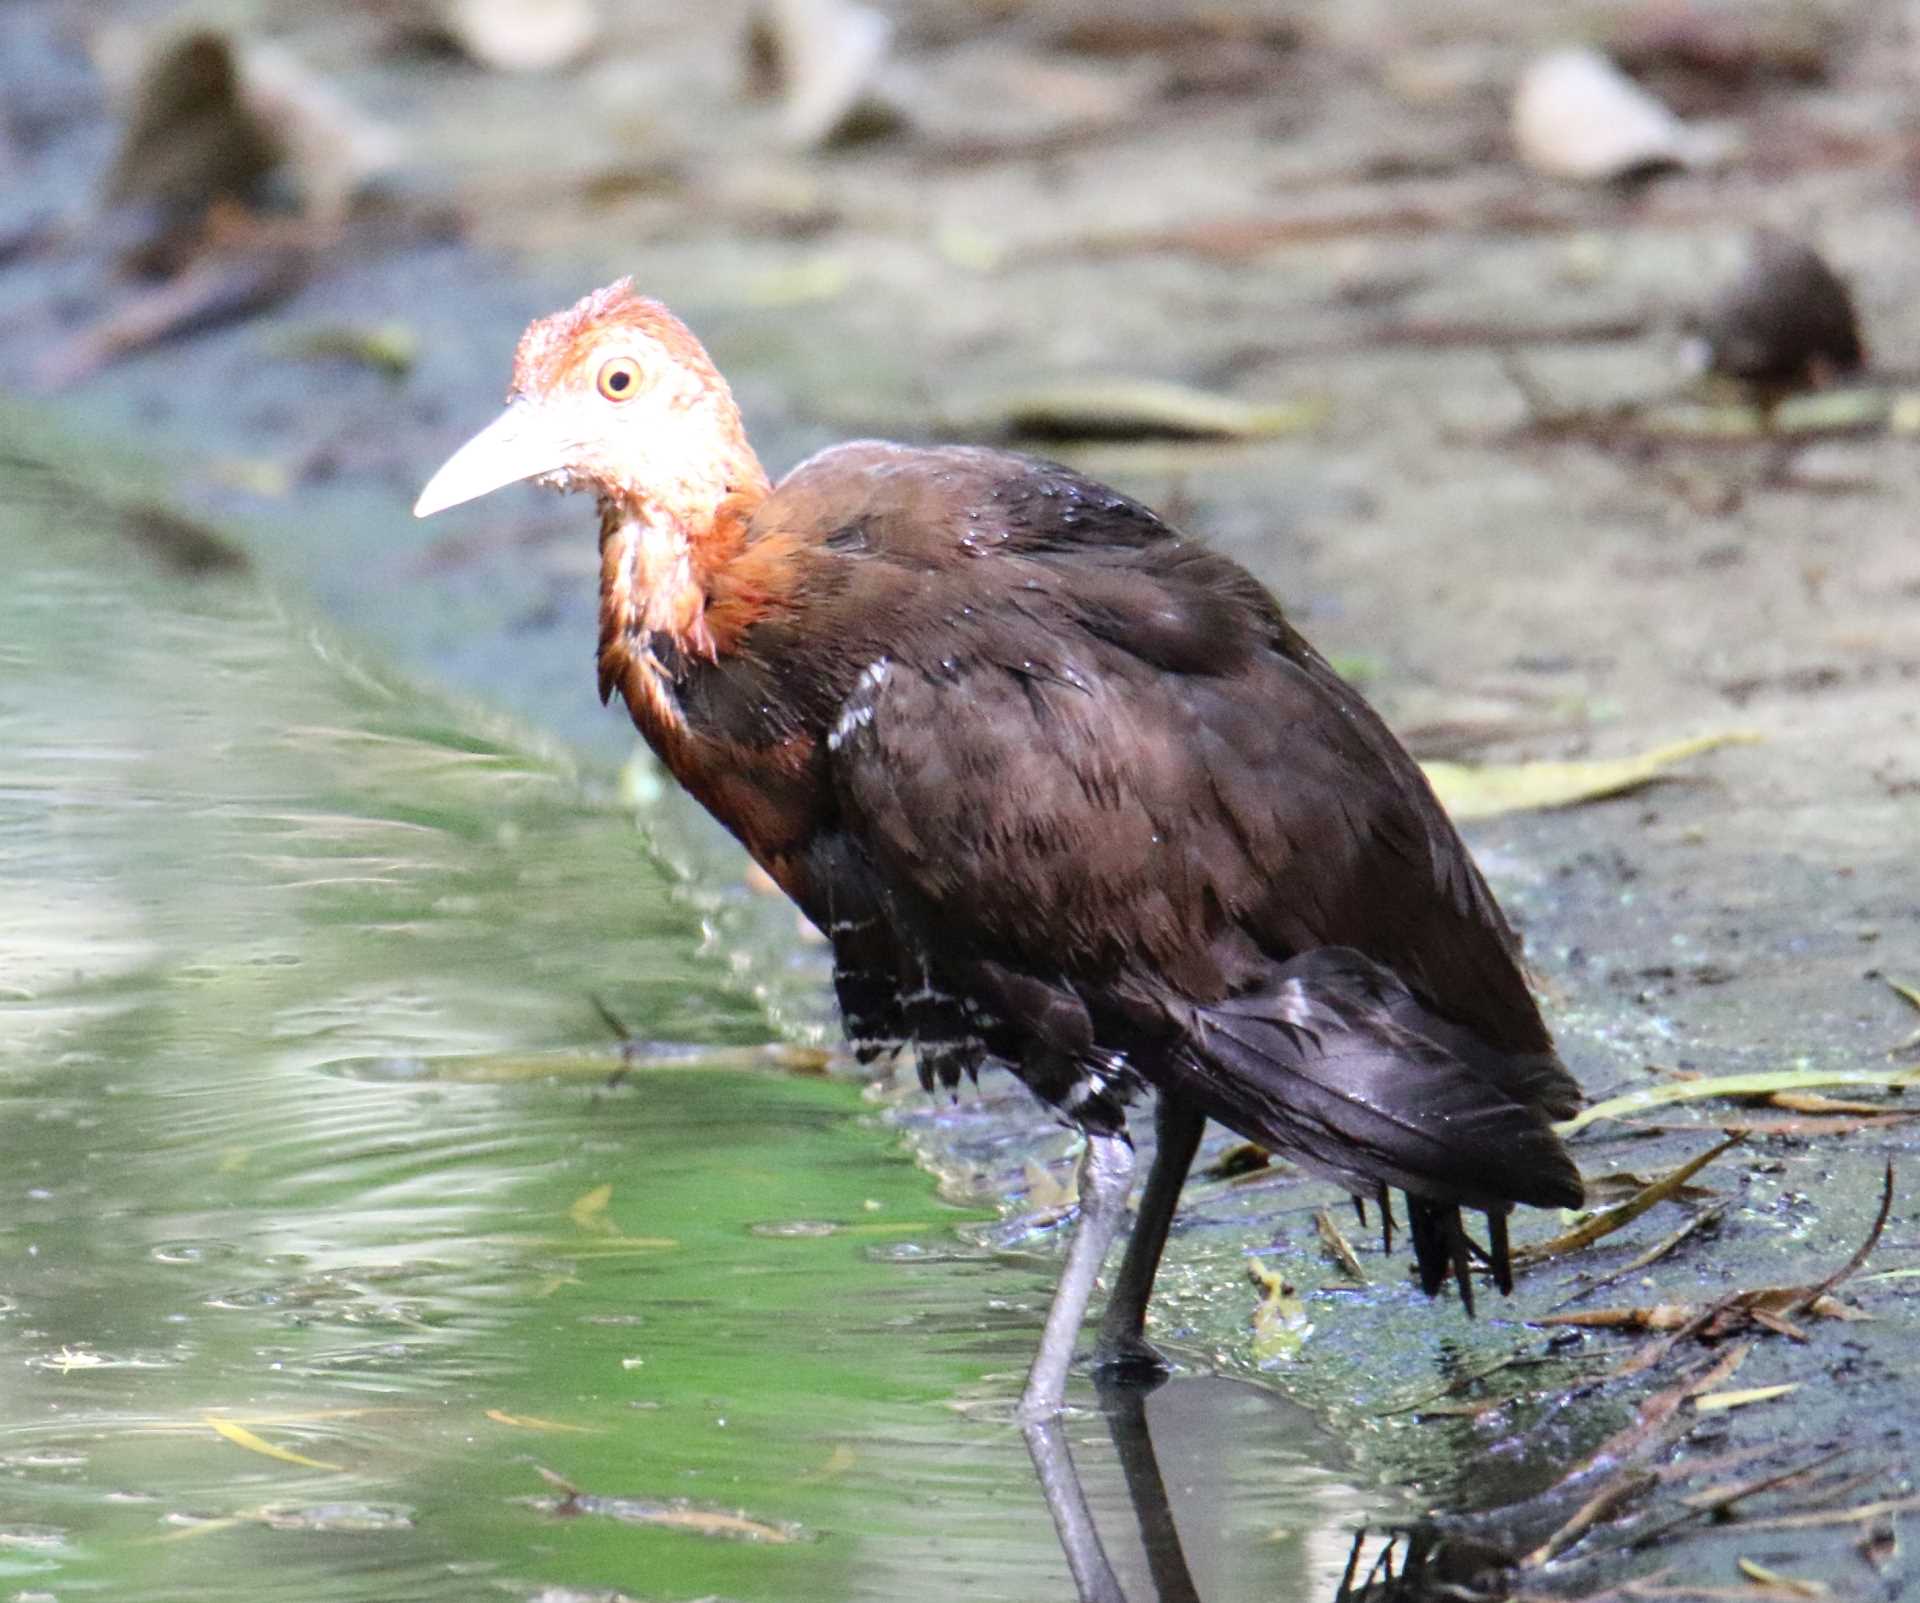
top-left (415, 279), bottom-right (1584, 1421)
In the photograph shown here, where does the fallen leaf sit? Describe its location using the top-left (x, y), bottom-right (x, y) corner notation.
top-left (568, 1183), bottom-right (615, 1233)
top-left (1559, 1065), bottom-right (1920, 1135)
top-left (1248, 1257), bottom-right (1310, 1363)
top-left (1693, 1383), bottom-right (1799, 1412)
top-left (743, 258), bottom-right (851, 307)
top-left (966, 379), bottom-right (1325, 442)
top-left (485, 1410), bottom-right (595, 1432)
top-left (1423, 732), bottom-right (1760, 821)
top-left (1514, 1135), bottom-right (1741, 1267)
top-left (272, 321), bottom-right (418, 378)
top-left (1737, 1558), bottom-right (1829, 1597)
top-left (1737, 1492), bottom-right (1920, 1531)
top-left (1200, 1141), bottom-right (1270, 1179)
top-left (206, 1417), bottom-right (343, 1473)
top-left (1764, 1091), bottom-right (1896, 1115)
top-left (1551, 1203), bottom-right (1727, 1310)
top-left (530, 1474), bottom-right (801, 1543)
top-left (1315, 1207), bottom-right (1367, 1283)
top-left (1535, 1303), bottom-right (1704, 1332)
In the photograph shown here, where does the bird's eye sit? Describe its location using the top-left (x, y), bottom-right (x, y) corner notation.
top-left (596, 357), bottom-right (641, 400)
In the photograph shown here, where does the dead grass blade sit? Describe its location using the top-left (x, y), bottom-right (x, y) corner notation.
top-left (1790, 1161), bottom-right (1893, 1315)
top-left (1515, 1136), bottom-right (1741, 1268)
top-left (1552, 1204), bottom-right (1727, 1310)
top-left (1735, 1558), bottom-right (1829, 1597)
top-left (206, 1416), bottom-right (343, 1473)
top-left (1315, 1206), bottom-right (1368, 1282)
top-left (1519, 1344), bottom-right (1750, 1568)
top-left (1734, 1492), bottom-right (1920, 1531)
top-left (1559, 1067), bottom-right (1920, 1135)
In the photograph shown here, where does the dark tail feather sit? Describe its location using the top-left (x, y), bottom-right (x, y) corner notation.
top-left (1168, 947), bottom-right (1582, 1308)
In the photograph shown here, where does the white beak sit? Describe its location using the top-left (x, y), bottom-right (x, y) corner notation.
top-left (413, 398), bottom-right (577, 518)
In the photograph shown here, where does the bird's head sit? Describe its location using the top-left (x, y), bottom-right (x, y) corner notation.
top-left (413, 279), bottom-right (766, 528)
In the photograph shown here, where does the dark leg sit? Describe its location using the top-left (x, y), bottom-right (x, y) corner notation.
top-left (1023, 1413), bottom-right (1129, 1603)
top-left (1096, 1375), bottom-right (1200, 1603)
top-left (1021, 1128), bottom-right (1137, 1421)
top-left (1093, 1095), bottom-right (1204, 1377)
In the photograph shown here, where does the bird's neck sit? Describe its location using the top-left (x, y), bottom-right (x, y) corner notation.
top-left (595, 456), bottom-right (786, 745)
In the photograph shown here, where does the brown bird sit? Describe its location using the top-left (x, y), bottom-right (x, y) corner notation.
top-left (416, 281), bottom-right (1583, 1421)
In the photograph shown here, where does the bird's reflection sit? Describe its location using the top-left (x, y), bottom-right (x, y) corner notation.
top-left (1023, 1373), bottom-right (1199, 1603)
top-left (1024, 1372), bottom-right (1491, 1603)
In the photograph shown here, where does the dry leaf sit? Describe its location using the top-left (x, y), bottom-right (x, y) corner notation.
top-left (1248, 1257), bottom-right (1310, 1362)
top-left (485, 1410), bottom-right (595, 1432)
top-left (1423, 732), bottom-right (1759, 821)
top-left (568, 1182), bottom-right (615, 1233)
top-left (1513, 1135), bottom-right (1740, 1267)
top-left (272, 321), bottom-right (419, 378)
top-left (1315, 1207), bottom-right (1368, 1282)
top-left (1559, 1065), bottom-right (1920, 1135)
top-left (967, 379), bottom-right (1325, 442)
top-left (1736, 1558), bottom-right (1829, 1598)
top-left (206, 1416), bottom-right (343, 1473)
top-left (1693, 1383), bottom-right (1799, 1413)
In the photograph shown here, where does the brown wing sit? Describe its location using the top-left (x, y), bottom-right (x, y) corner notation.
top-left (819, 529), bottom-right (1550, 1061)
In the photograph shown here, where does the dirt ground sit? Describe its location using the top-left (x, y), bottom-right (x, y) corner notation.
top-left (4, 0), bottom-right (1918, 1595)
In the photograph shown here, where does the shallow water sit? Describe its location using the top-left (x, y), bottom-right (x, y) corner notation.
top-left (0, 422), bottom-right (1380, 1601)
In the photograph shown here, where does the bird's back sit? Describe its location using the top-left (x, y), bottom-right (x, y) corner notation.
top-left (730, 442), bottom-right (1576, 1135)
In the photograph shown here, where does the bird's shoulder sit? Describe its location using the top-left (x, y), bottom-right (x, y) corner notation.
top-left (759, 440), bottom-right (1179, 565)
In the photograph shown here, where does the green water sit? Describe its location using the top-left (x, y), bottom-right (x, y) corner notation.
top-left (0, 423), bottom-right (1374, 1602)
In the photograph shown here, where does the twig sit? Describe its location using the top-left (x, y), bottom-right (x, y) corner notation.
top-left (1791, 1162), bottom-right (1893, 1315)
top-left (1551, 1204), bottom-right (1727, 1311)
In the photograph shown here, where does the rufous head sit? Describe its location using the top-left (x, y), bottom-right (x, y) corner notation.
top-left (414, 280), bottom-right (764, 524)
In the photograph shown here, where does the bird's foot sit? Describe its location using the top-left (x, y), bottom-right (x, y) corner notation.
top-left (1089, 1332), bottom-right (1173, 1388)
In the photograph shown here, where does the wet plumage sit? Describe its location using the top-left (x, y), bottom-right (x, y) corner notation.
top-left (416, 281), bottom-right (1584, 1416)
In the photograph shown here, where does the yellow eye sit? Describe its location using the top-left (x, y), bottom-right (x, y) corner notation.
top-left (596, 357), bottom-right (641, 400)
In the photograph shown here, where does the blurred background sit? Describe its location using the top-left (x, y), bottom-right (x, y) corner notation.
top-left (2, 2), bottom-right (1918, 1600)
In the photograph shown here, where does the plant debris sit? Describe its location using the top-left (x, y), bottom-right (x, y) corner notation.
top-left (1422, 732), bottom-right (1758, 821)
top-left (1559, 1067), bottom-right (1920, 1135)
top-left (206, 1416), bottom-right (344, 1473)
top-left (1540, 1165), bottom-right (1893, 1349)
top-left (1514, 1136), bottom-right (1740, 1270)
top-left (531, 1466), bottom-right (802, 1542)
top-left (1248, 1257), bottom-right (1310, 1363)
top-left (1315, 1207), bottom-right (1369, 1283)
top-left (1552, 1202), bottom-right (1727, 1309)
top-left (960, 378), bottom-right (1325, 442)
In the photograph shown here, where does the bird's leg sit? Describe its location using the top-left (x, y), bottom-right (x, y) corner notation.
top-left (1092, 1096), bottom-right (1204, 1379)
top-left (1023, 1413), bottom-right (1129, 1603)
top-left (1020, 1128), bottom-right (1137, 1421)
